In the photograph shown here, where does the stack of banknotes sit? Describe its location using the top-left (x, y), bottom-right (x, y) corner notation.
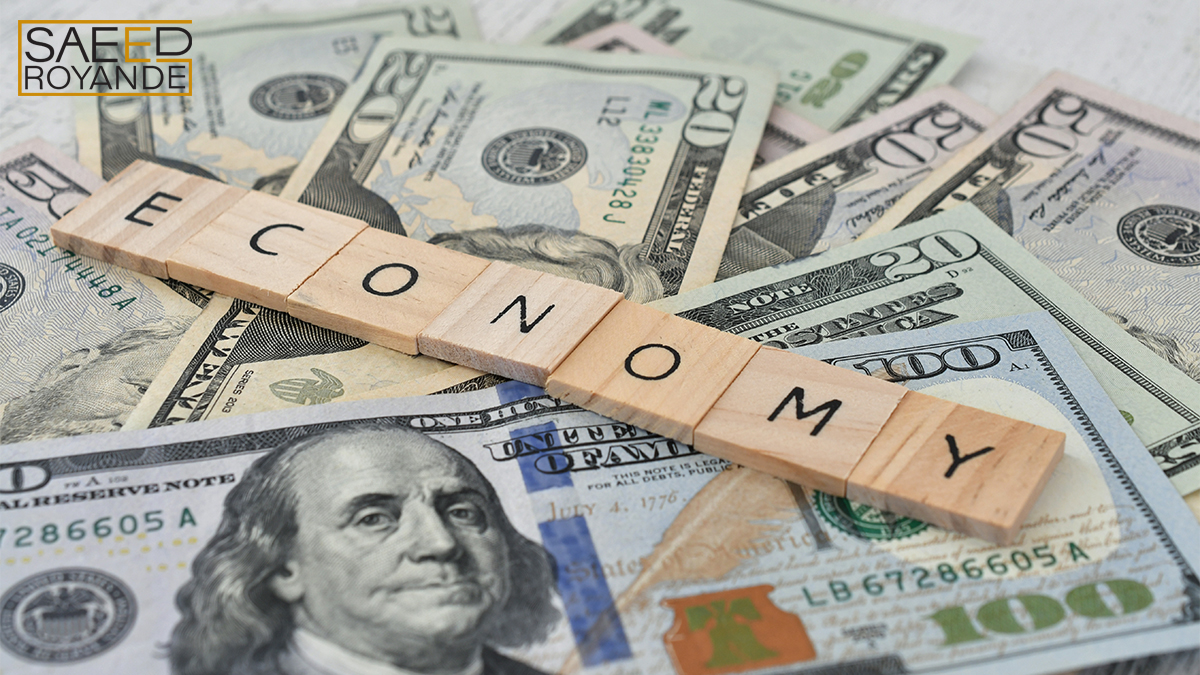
top-left (1, 1), bottom-right (1197, 674)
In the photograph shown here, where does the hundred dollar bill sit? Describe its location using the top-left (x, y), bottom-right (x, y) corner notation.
top-left (656, 207), bottom-right (1200, 495)
top-left (529, 0), bottom-right (977, 130)
top-left (122, 294), bottom-right (472, 430)
top-left (564, 22), bottom-right (831, 168)
top-left (861, 72), bottom-right (1200, 384)
top-left (720, 85), bottom-right (995, 280)
top-left (3, 312), bottom-right (1199, 675)
top-left (0, 139), bottom-right (206, 446)
top-left (282, 39), bottom-right (775, 298)
top-left (75, 2), bottom-right (480, 188)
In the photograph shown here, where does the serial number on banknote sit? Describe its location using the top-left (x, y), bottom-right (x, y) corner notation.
top-left (0, 508), bottom-right (201, 550)
top-left (602, 119), bottom-right (665, 225)
top-left (798, 542), bottom-right (1093, 607)
top-left (2, 204), bottom-right (139, 310)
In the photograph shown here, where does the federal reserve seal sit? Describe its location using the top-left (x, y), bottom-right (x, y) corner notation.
top-left (1117, 204), bottom-right (1200, 267)
top-left (482, 128), bottom-right (587, 185)
top-left (250, 74), bottom-right (347, 121)
top-left (0, 263), bottom-right (25, 312)
top-left (814, 491), bottom-right (928, 541)
top-left (1, 568), bottom-right (136, 663)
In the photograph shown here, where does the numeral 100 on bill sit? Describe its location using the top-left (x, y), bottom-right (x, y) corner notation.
top-left (929, 578), bottom-right (1153, 646)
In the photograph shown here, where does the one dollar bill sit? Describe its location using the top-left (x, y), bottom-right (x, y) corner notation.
top-left (0, 139), bottom-right (206, 445)
top-left (75, 2), bottom-right (480, 187)
top-left (282, 39), bottom-right (775, 298)
top-left (656, 206), bottom-right (1200, 495)
top-left (529, 0), bottom-right (977, 130)
top-left (2, 313), bottom-right (1198, 674)
top-left (862, 71), bottom-right (1200, 385)
top-left (721, 85), bottom-right (995, 279)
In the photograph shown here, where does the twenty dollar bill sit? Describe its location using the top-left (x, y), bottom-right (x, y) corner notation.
top-left (657, 206), bottom-right (1200, 495)
top-left (122, 295), bottom-right (467, 430)
top-left (563, 22), bottom-right (831, 167)
top-left (283, 39), bottom-right (775, 298)
top-left (530, 0), bottom-right (977, 130)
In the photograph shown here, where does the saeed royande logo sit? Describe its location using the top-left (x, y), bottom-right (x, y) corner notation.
top-left (19, 20), bottom-right (192, 96)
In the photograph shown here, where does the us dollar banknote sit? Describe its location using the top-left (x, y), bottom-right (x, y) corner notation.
top-left (862, 71), bottom-right (1200, 384)
top-left (656, 207), bottom-right (1200, 495)
top-left (529, 0), bottom-right (977, 130)
top-left (75, 2), bottom-right (480, 187)
top-left (122, 294), bottom-right (474, 430)
top-left (0, 139), bottom-right (206, 445)
top-left (563, 22), bottom-right (831, 167)
top-left (282, 39), bottom-right (775, 298)
top-left (721, 85), bottom-right (995, 280)
top-left (3, 312), bottom-right (1199, 675)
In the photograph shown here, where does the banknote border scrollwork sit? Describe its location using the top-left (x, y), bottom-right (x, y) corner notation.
top-left (0, 395), bottom-right (577, 485)
top-left (894, 89), bottom-right (1200, 228)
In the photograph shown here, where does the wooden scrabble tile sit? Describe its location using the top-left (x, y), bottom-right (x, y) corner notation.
top-left (544, 300), bottom-right (760, 444)
top-left (693, 347), bottom-right (908, 495)
top-left (166, 191), bottom-right (367, 310)
top-left (417, 262), bottom-right (622, 385)
top-left (50, 160), bottom-right (245, 278)
top-left (287, 228), bottom-right (490, 354)
top-left (846, 390), bottom-right (1066, 544)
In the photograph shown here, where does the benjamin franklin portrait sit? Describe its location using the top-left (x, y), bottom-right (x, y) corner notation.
top-left (169, 425), bottom-right (560, 675)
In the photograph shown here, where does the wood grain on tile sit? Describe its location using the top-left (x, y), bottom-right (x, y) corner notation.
top-left (545, 300), bottom-right (760, 444)
top-left (694, 347), bottom-right (908, 495)
top-left (846, 390), bottom-right (1066, 544)
top-left (287, 228), bottom-right (490, 354)
top-left (417, 262), bottom-right (622, 384)
top-left (166, 191), bottom-right (366, 310)
top-left (49, 160), bottom-right (245, 278)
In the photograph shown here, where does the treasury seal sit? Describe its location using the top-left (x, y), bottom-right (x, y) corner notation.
top-left (482, 128), bottom-right (587, 185)
top-left (250, 74), bottom-right (347, 121)
top-left (1, 568), bottom-right (136, 663)
top-left (814, 491), bottom-right (928, 541)
top-left (0, 263), bottom-right (25, 312)
top-left (1117, 204), bottom-right (1200, 267)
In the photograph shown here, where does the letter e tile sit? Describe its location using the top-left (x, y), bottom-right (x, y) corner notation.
top-left (50, 160), bottom-right (245, 278)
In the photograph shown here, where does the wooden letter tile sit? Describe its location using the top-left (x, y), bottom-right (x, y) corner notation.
top-left (287, 228), bottom-right (490, 354)
top-left (846, 390), bottom-right (1066, 544)
top-left (693, 347), bottom-right (908, 495)
top-left (166, 192), bottom-right (367, 311)
top-left (417, 262), bottom-right (622, 385)
top-left (544, 301), bottom-right (760, 444)
top-left (50, 160), bottom-right (245, 278)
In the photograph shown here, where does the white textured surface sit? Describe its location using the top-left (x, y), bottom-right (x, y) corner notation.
top-left (3, 0), bottom-right (1197, 159)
